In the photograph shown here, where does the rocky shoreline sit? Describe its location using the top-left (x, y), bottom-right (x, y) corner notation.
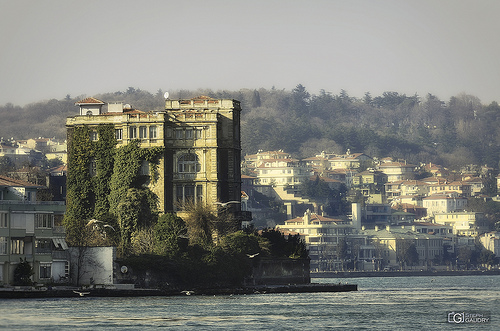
top-left (0, 283), bottom-right (357, 299)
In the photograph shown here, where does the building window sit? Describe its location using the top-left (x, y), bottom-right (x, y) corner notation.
top-left (90, 131), bottom-right (98, 141)
top-left (175, 129), bottom-right (183, 139)
top-left (89, 158), bottom-right (97, 177)
top-left (0, 213), bottom-right (7, 228)
top-left (115, 129), bottom-right (123, 140)
top-left (11, 239), bottom-right (24, 255)
top-left (139, 126), bottom-right (148, 139)
top-left (176, 184), bottom-right (203, 207)
top-left (195, 128), bottom-right (202, 139)
top-left (35, 239), bottom-right (52, 254)
top-left (166, 127), bottom-right (172, 138)
top-left (149, 126), bottom-right (157, 139)
top-left (140, 160), bottom-right (150, 176)
top-left (35, 214), bottom-right (53, 229)
top-left (178, 153), bottom-right (200, 173)
top-left (185, 129), bottom-right (193, 139)
top-left (129, 127), bottom-right (137, 139)
top-left (0, 237), bottom-right (7, 255)
top-left (39, 263), bottom-right (52, 279)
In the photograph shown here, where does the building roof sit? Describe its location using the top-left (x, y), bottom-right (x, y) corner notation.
top-left (378, 161), bottom-right (416, 168)
top-left (423, 194), bottom-right (467, 200)
top-left (302, 156), bottom-right (327, 161)
top-left (413, 222), bottom-right (447, 227)
top-left (328, 152), bottom-right (369, 161)
top-left (75, 97), bottom-right (105, 105)
top-left (420, 177), bottom-right (448, 184)
top-left (0, 175), bottom-right (43, 188)
top-left (462, 177), bottom-right (482, 183)
top-left (309, 175), bottom-right (341, 183)
top-left (396, 203), bottom-right (427, 210)
top-left (284, 213), bottom-right (344, 225)
top-left (49, 165), bottom-right (67, 174)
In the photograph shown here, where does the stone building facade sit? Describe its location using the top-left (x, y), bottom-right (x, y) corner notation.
top-left (66, 96), bottom-right (242, 214)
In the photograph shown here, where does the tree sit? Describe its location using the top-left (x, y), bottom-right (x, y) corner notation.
top-left (182, 201), bottom-right (217, 248)
top-left (336, 238), bottom-right (349, 271)
top-left (131, 226), bottom-right (156, 255)
top-left (290, 84), bottom-right (310, 115)
top-left (396, 239), bottom-right (419, 269)
top-left (116, 188), bottom-right (158, 255)
top-left (259, 229), bottom-right (307, 258)
top-left (219, 231), bottom-right (265, 256)
top-left (13, 258), bottom-right (34, 286)
top-left (153, 213), bottom-right (188, 257)
top-left (478, 250), bottom-right (497, 267)
top-left (0, 156), bottom-right (14, 175)
top-left (457, 246), bottom-right (481, 269)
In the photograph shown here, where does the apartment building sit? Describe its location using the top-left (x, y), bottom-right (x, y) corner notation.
top-left (0, 175), bottom-right (67, 285)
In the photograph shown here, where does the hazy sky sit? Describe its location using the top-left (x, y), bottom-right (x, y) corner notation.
top-left (1, 0), bottom-right (499, 106)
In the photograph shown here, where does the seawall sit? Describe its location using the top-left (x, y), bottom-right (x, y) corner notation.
top-left (0, 283), bottom-right (357, 299)
top-left (312, 269), bottom-right (500, 278)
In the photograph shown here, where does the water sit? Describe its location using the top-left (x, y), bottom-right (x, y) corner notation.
top-left (0, 275), bottom-right (497, 330)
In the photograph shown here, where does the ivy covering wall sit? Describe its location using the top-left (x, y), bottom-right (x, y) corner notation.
top-left (64, 124), bottom-right (164, 255)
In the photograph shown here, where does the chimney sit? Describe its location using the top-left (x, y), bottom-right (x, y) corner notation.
top-left (108, 102), bottom-right (125, 113)
top-left (351, 203), bottom-right (362, 231)
top-left (303, 209), bottom-right (311, 225)
top-left (375, 225), bottom-right (379, 231)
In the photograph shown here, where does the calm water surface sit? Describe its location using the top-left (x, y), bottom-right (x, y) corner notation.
top-left (0, 275), bottom-right (498, 330)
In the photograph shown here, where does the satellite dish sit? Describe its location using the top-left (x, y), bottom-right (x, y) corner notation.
top-left (164, 92), bottom-right (170, 99)
top-left (121, 266), bottom-right (128, 274)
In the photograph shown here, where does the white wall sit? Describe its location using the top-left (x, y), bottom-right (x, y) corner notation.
top-left (69, 246), bottom-right (115, 286)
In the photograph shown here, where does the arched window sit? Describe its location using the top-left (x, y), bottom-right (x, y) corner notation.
top-left (178, 153), bottom-right (200, 173)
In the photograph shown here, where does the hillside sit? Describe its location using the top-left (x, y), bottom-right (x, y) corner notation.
top-left (1, 85), bottom-right (499, 170)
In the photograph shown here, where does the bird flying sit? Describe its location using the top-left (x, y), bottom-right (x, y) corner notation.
top-left (214, 201), bottom-right (241, 207)
top-left (73, 290), bottom-right (90, 297)
top-left (86, 219), bottom-right (101, 226)
top-left (103, 224), bottom-right (116, 231)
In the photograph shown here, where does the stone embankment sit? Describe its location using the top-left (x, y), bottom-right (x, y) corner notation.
top-left (0, 283), bottom-right (357, 299)
top-left (312, 269), bottom-right (500, 278)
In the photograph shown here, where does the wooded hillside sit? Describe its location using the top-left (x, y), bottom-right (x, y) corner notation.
top-left (1, 85), bottom-right (499, 170)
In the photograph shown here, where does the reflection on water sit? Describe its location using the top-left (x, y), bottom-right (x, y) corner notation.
top-left (0, 275), bottom-right (497, 330)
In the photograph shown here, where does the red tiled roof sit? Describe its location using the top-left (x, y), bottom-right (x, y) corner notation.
top-left (423, 195), bottom-right (466, 200)
top-left (413, 222), bottom-right (443, 226)
top-left (309, 175), bottom-right (340, 183)
top-left (191, 95), bottom-right (215, 100)
top-left (75, 97), bottom-right (105, 105)
top-left (378, 162), bottom-right (416, 168)
top-left (284, 213), bottom-right (343, 224)
top-left (0, 175), bottom-right (43, 188)
top-left (49, 165), bottom-right (67, 173)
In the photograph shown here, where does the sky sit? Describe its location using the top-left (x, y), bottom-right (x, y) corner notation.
top-left (1, 0), bottom-right (499, 106)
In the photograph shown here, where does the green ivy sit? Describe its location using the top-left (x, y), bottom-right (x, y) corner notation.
top-left (64, 126), bottom-right (96, 245)
top-left (108, 139), bottom-right (163, 255)
top-left (64, 125), bottom-right (164, 251)
top-left (92, 124), bottom-right (116, 219)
